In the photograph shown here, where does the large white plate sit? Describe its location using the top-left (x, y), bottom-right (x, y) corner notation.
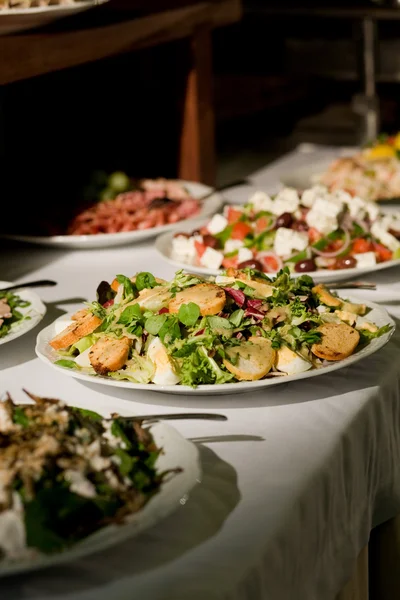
top-left (0, 420), bottom-right (201, 577)
top-left (2, 182), bottom-right (222, 249)
top-left (154, 219), bottom-right (400, 284)
top-left (35, 299), bottom-right (395, 396)
top-left (0, 281), bottom-right (46, 346)
top-left (0, 0), bottom-right (108, 36)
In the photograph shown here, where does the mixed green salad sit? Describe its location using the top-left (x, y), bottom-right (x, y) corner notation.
top-left (0, 392), bottom-right (169, 561)
top-left (48, 268), bottom-right (392, 388)
top-left (0, 291), bottom-right (31, 339)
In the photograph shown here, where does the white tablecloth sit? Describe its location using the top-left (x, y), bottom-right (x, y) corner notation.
top-left (2, 146), bottom-right (400, 600)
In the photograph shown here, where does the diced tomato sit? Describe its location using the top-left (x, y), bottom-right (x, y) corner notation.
top-left (255, 216), bottom-right (272, 233)
top-left (325, 239), bottom-right (345, 252)
top-left (308, 227), bottom-right (322, 244)
top-left (222, 256), bottom-right (239, 269)
top-left (226, 207), bottom-right (243, 224)
top-left (231, 222), bottom-right (252, 240)
top-left (194, 239), bottom-right (206, 258)
top-left (352, 238), bottom-right (372, 254)
top-left (373, 242), bottom-right (392, 262)
top-left (260, 255), bottom-right (281, 272)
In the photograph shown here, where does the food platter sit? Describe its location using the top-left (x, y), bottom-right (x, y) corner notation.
top-left (0, 281), bottom-right (46, 346)
top-left (155, 220), bottom-right (400, 284)
top-left (1, 182), bottom-right (222, 250)
top-left (35, 299), bottom-right (395, 396)
top-left (0, 0), bottom-right (108, 36)
top-left (0, 420), bottom-right (200, 577)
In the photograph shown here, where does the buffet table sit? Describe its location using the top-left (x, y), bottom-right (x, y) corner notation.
top-left (2, 147), bottom-right (400, 599)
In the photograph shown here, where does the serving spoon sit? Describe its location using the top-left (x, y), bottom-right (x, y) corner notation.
top-left (326, 281), bottom-right (376, 290)
top-left (0, 279), bottom-right (57, 293)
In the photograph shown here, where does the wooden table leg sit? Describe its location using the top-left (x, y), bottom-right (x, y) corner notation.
top-left (178, 25), bottom-right (216, 186)
top-left (336, 545), bottom-right (369, 600)
top-left (369, 515), bottom-right (400, 600)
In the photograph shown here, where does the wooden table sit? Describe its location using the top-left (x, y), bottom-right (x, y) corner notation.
top-left (0, 0), bottom-right (241, 186)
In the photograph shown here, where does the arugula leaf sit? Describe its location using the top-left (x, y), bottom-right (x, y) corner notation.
top-left (55, 359), bottom-right (77, 369)
top-left (86, 301), bottom-right (106, 320)
top-left (135, 272), bottom-right (158, 291)
top-left (358, 323), bottom-right (392, 345)
top-left (116, 274), bottom-right (136, 298)
top-left (229, 309), bottom-right (245, 327)
top-left (74, 407), bottom-right (103, 422)
top-left (169, 270), bottom-right (203, 292)
top-left (178, 302), bottom-right (201, 327)
top-left (111, 420), bottom-right (132, 449)
top-left (207, 316), bottom-right (233, 331)
top-left (158, 316), bottom-right (181, 344)
top-left (215, 225), bottom-right (233, 246)
top-left (145, 314), bottom-right (168, 335)
top-left (13, 406), bottom-right (30, 428)
top-left (117, 303), bottom-right (142, 326)
top-left (179, 345), bottom-right (233, 387)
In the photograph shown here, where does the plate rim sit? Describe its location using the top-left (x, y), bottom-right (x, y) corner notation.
top-left (0, 421), bottom-right (201, 577)
top-left (0, 0), bottom-right (107, 16)
top-left (35, 298), bottom-right (395, 395)
top-left (0, 281), bottom-right (46, 346)
top-left (154, 220), bottom-right (400, 282)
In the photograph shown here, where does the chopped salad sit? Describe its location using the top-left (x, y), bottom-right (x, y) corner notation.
top-left (0, 291), bottom-right (31, 339)
top-left (171, 186), bottom-right (400, 276)
top-left (0, 391), bottom-right (170, 561)
top-left (48, 269), bottom-right (391, 388)
top-left (318, 133), bottom-right (400, 201)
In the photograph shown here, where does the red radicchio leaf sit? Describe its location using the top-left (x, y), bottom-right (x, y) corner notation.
top-left (195, 328), bottom-right (205, 336)
top-left (159, 307), bottom-right (169, 314)
top-left (244, 307), bottom-right (265, 321)
top-left (247, 299), bottom-right (263, 310)
top-left (103, 299), bottom-right (114, 308)
top-left (224, 287), bottom-right (246, 307)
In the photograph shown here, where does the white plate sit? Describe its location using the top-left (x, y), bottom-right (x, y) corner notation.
top-left (2, 182), bottom-right (222, 249)
top-left (0, 281), bottom-right (46, 346)
top-left (35, 299), bottom-right (395, 396)
top-left (0, 421), bottom-right (201, 577)
top-left (0, 0), bottom-right (108, 36)
top-left (154, 219), bottom-right (400, 284)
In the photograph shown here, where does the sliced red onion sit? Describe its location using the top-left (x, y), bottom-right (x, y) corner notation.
top-left (224, 287), bottom-right (246, 307)
top-left (312, 229), bottom-right (351, 258)
top-left (257, 251), bottom-right (284, 273)
top-left (236, 332), bottom-right (244, 339)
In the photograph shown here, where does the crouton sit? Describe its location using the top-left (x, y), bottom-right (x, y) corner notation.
top-left (169, 283), bottom-right (226, 316)
top-left (311, 323), bottom-right (360, 361)
top-left (50, 313), bottom-right (102, 350)
top-left (71, 309), bottom-right (89, 321)
top-left (89, 336), bottom-right (132, 375)
top-left (223, 336), bottom-right (275, 381)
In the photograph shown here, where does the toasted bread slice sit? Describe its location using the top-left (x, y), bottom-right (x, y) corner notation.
top-left (71, 308), bottom-right (89, 321)
top-left (111, 275), bottom-right (166, 292)
top-left (50, 313), bottom-right (102, 350)
top-left (169, 283), bottom-right (226, 316)
top-left (223, 336), bottom-right (275, 381)
top-left (89, 336), bottom-right (132, 375)
top-left (311, 323), bottom-right (360, 361)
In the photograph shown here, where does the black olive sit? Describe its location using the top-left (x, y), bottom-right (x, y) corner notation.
top-left (237, 259), bottom-right (264, 271)
top-left (334, 256), bottom-right (357, 269)
top-left (203, 235), bottom-right (221, 249)
top-left (275, 212), bottom-right (293, 228)
top-left (294, 259), bottom-right (316, 273)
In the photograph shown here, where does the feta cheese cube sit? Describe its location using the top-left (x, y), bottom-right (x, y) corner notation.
top-left (207, 214), bottom-right (228, 235)
top-left (331, 189), bottom-right (353, 205)
top-left (371, 222), bottom-right (400, 252)
top-left (273, 227), bottom-right (309, 257)
top-left (312, 197), bottom-right (343, 219)
top-left (301, 185), bottom-right (329, 208)
top-left (224, 239), bottom-right (244, 254)
top-left (364, 202), bottom-right (380, 222)
top-left (200, 247), bottom-right (224, 269)
top-left (237, 248), bottom-right (253, 264)
top-left (346, 195), bottom-right (367, 219)
top-left (272, 187), bottom-right (300, 216)
top-left (172, 235), bottom-right (196, 260)
top-left (353, 251), bottom-right (377, 269)
top-left (305, 209), bottom-right (338, 235)
top-left (248, 191), bottom-right (274, 213)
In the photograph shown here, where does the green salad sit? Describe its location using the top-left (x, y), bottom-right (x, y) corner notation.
top-left (0, 291), bottom-right (31, 339)
top-left (0, 392), bottom-right (170, 561)
top-left (49, 268), bottom-right (391, 388)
